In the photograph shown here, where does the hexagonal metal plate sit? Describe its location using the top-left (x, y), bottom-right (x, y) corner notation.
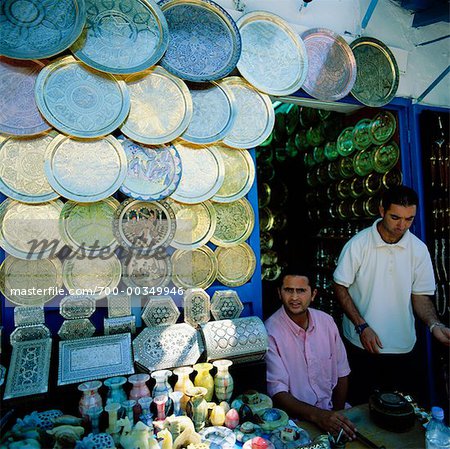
top-left (183, 288), bottom-right (210, 327)
top-left (141, 296), bottom-right (180, 327)
top-left (210, 290), bottom-right (243, 320)
top-left (58, 319), bottom-right (96, 340)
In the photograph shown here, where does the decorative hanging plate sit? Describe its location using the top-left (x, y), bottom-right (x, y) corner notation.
top-left (301, 28), bottom-right (356, 101)
top-left (58, 334), bottom-right (134, 385)
top-left (121, 252), bottom-right (172, 289)
top-left (382, 167), bottom-right (403, 189)
top-left (338, 157), bottom-right (355, 179)
top-left (159, 0), bottom-right (241, 82)
top-left (352, 118), bottom-right (372, 151)
top-left (215, 243), bottom-right (256, 287)
top-left (45, 134), bottom-right (127, 202)
top-left (0, 133), bottom-right (59, 203)
top-left (114, 198), bottom-right (176, 255)
top-left (71, 0), bottom-right (168, 74)
top-left (212, 146), bottom-right (255, 203)
top-left (221, 77), bottom-right (275, 149)
top-left (168, 199), bottom-right (217, 250)
top-left (60, 295), bottom-right (96, 320)
top-left (353, 148), bottom-right (374, 177)
top-left (171, 246), bottom-right (218, 290)
top-left (350, 37), bottom-right (399, 107)
top-left (0, 58), bottom-right (52, 136)
top-left (141, 295), bottom-right (180, 327)
top-left (35, 56), bottom-right (130, 138)
top-left (132, 323), bottom-right (202, 371)
top-left (336, 127), bottom-right (355, 157)
top-left (324, 142), bottom-right (339, 161)
top-left (119, 138), bottom-right (182, 201)
top-left (170, 142), bottom-right (225, 204)
top-left (14, 306), bottom-right (45, 326)
top-left (121, 66), bottom-right (192, 144)
top-left (373, 141), bottom-right (400, 173)
top-left (236, 11), bottom-right (308, 96)
top-left (0, 256), bottom-right (63, 306)
top-left (3, 338), bottom-right (52, 399)
top-left (210, 198), bottom-right (255, 247)
top-left (0, 0), bottom-right (86, 59)
top-left (0, 198), bottom-right (63, 260)
top-left (370, 111), bottom-right (397, 145)
top-left (62, 255), bottom-right (122, 299)
top-left (59, 198), bottom-right (119, 255)
top-left (181, 81), bottom-right (236, 144)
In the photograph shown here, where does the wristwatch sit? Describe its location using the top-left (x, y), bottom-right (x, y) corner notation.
top-left (429, 322), bottom-right (445, 333)
top-left (355, 322), bottom-right (370, 335)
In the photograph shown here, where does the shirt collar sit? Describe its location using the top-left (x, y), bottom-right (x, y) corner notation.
top-left (371, 218), bottom-right (410, 249)
top-left (280, 306), bottom-right (315, 335)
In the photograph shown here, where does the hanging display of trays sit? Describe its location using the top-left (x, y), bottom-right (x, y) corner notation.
top-left (350, 37), bottom-right (399, 107)
top-left (159, 0), bottom-right (241, 82)
top-left (236, 11), bottom-right (308, 96)
top-left (215, 243), bottom-right (256, 287)
top-left (71, 0), bottom-right (169, 74)
top-left (141, 295), bottom-right (180, 327)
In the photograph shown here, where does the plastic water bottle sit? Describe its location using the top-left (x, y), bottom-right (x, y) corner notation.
top-left (425, 407), bottom-right (450, 449)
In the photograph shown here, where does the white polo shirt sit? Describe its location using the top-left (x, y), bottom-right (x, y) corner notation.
top-left (333, 219), bottom-right (435, 354)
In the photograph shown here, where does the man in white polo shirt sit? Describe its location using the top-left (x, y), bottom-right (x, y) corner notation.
top-left (333, 185), bottom-right (450, 404)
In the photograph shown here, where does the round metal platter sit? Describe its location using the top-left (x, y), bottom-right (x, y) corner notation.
top-left (35, 56), bottom-right (130, 138)
top-left (71, 0), bottom-right (168, 74)
top-left (170, 142), bottom-right (225, 204)
top-left (353, 148), bottom-right (374, 177)
top-left (113, 198), bottom-right (176, 255)
top-left (45, 134), bottom-right (127, 202)
top-left (121, 66), bottom-right (193, 145)
top-left (0, 58), bottom-right (52, 136)
top-left (236, 11), bottom-right (308, 96)
top-left (350, 37), bottom-right (399, 107)
top-left (0, 198), bottom-right (63, 260)
top-left (0, 133), bottom-right (59, 203)
top-left (119, 137), bottom-right (182, 201)
top-left (0, 0), bottom-right (86, 59)
top-left (167, 199), bottom-right (217, 250)
top-left (159, 0), bottom-right (241, 82)
top-left (352, 118), bottom-right (372, 150)
top-left (221, 77), bottom-right (275, 149)
top-left (171, 245), bottom-right (218, 289)
top-left (301, 28), bottom-right (356, 101)
top-left (373, 141), bottom-right (400, 173)
top-left (0, 256), bottom-right (63, 306)
top-left (215, 242), bottom-right (256, 287)
top-left (59, 197), bottom-right (120, 255)
top-left (212, 145), bottom-right (255, 203)
top-left (210, 198), bottom-right (255, 247)
top-left (181, 80), bottom-right (236, 144)
top-left (62, 254), bottom-right (122, 299)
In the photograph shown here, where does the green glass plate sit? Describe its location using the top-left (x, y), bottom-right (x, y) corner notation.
top-left (370, 111), bottom-right (396, 145)
top-left (337, 127), bottom-right (355, 157)
top-left (352, 118), bottom-right (372, 150)
top-left (353, 148), bottom-right (374, 176)
top-left (373, 141), bottom-right (400, 173)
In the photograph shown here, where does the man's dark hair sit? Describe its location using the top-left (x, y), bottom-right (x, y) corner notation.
top-left (381, 185), bottom-right (418, 211)
top-left (278, 266), bottom-right (316, 291)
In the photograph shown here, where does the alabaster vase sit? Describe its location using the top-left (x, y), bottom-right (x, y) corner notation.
top-left (213, 359), bottom-right (234, 402)
top-left (173, 366), bottom-right (194, 412)
top-left (185, 386), bottom-right (208, 432)
top-left (193, 362), bottom-right (214, 401)
top-left (78, 380), bottom-right (103, 420)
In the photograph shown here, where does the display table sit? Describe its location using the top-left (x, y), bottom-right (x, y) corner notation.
top-left (296, 404), bottom-right (425, 449)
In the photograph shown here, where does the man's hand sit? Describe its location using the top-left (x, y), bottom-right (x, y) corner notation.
top-left (360, 327), bottom-right (383, 353)
top-left (432, 325), bottom-right (450, 346)
top-left (311, 409), bottom-right (357, 440)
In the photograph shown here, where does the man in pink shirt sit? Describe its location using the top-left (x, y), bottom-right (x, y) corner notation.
top-left (265, 269), bottom-right (357, 440)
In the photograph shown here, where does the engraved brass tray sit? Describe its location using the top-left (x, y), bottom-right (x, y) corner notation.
top-left (0, 256), bottom-right (63, 306)
top-left (350, 37), bottom-right (399, 107)
top-left (59, 198), bottom-right (119, 255)
top-left (159, 0), bottom-right (241, 82)
top-left (182, 80), bottom-right (236, 144)
top-left (0, 198), bottom-right (63, 260)
top-left (301, 28), bottom-right (356, 101)
top-left (71, 0), bottom-right (168, 74)
top-left (35, 56), bottom-right (130, 138)
top-left (236, 11), bottom-right (308, 95)
top-left (0, 133), bottom-right (59, 203)
top-left (62, 255), bottom-right (122, 299)
top-left (60, 295), bottom-right (96, 320)
top-left (221, 77), bottom-right (275, 149)
top-left (212, 146), bottom-right (255, 203)
top-left (119, 138), bottom-right (182, 201)
top-left (121, 66), bottom-right (192, 144)
top-left (0, 0), bottom-right (86, 59)
top-left (184, 288), bottom-right (211, 327)
top-left (373, 141), bottom-right (400, 173)
top-left (215, 242), bottom-right (256, 287)
top-left (3, 338), bottom-right (52, 399)
top-left (45, 134), bottom-right (127, 202)
top-left (171, 246), bottom-right (218, 289)
top-left (338, 157), bottom-right (355, 179)
top-left (168, 199), bottom-right (217, 250)
top-left (114, 198), bottom-right (176, 255)
top-left (170, 142), bottom-right (225, 204)
top-left (0, 58), bottom-right (52, 136)
top-left (353, 148), bottom-right (374, 176)
top-left (210, 198), bottom-right (254, 247)
top-left (370, 111), bottom-right (397, 145)
top-left (58, 334), bottom-right (134, 385)
top-left (337, 127), bottom-right (355, 157)
top-left (382, 168), bottom-right (403, 189)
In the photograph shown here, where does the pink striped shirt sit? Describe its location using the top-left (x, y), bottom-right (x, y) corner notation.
top-left (265, 307), bottom-right (350, 410)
